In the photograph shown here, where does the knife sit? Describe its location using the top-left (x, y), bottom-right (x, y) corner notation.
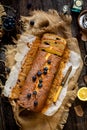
top-left (53, 66), bottom-right (72, 103)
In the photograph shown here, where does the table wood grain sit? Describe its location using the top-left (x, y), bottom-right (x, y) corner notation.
top-left (0, 0), bottom-right (87, 130)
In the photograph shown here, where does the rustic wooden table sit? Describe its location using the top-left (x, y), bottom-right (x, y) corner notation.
top-left (0, 0), bottom-right (87, 130)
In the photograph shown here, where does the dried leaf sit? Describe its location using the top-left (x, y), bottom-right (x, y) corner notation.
top-left (74, 105), bottom-right (84, 117)
top-left (84, 75), bottom-right (87, 84)
top-left (80, 31), bottom-right (87, 41)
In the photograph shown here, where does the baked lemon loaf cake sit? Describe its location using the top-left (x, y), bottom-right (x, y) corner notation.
top-left (17, 33), bottom-right (66, 112)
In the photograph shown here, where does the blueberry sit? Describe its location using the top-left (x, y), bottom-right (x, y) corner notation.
top-left (43, 67), bottom-right (48, 71)
top-left (43, 70), bottom-right (47, 75)
top-left (38, 83), bottom-right (43, 88)
top-left (32, 75), bottom-right (36, 82)
top-left (27, 93), bottom-right (31, 99)
top-left (33, 90), bottom-right (37, 95)
top-left (39, 79), bottom-right (43, 83)
top-left (30, 20), bottom-right (34, 26)
top-left (34, 100), bottom-right (38, 106)
top-left (43, 67), bottom-right (48, 75)
top-left (37, 70), bottom-right (42, 77)
top-left (3, 17), bottom-right (16, 31)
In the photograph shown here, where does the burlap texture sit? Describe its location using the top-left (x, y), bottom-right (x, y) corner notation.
top-left (8, 10), bottom-right (83, 130)
top-left (11, 37), bottom-right (83, 130)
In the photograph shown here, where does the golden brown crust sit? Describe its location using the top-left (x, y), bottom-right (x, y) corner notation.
top-left (17, 33), bottom-right (66, 112)
top-left (11, 38), bottom-right (41, 99)
top-left (18, 51), bottom-right (61, 111)
top-left (42, 48), bottom-right (70, 112)
top-left (11, 38), bottom-right (83, 130)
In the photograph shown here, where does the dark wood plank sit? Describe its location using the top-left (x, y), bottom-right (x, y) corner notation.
top-left (0, 0), bottom-right (87, 130)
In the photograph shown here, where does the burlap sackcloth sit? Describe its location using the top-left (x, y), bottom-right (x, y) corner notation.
top-left (11, 37), bottom-right (83, 130)
top-left (7, 10), bottom-right (83, 130)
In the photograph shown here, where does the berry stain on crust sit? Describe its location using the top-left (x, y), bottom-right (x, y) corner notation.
top-left (34, 100), bottom-right (38, 106)
top-left (27, 93), bottom-right (31, 99)
top-left (47, 60), bottom-right (51, 64)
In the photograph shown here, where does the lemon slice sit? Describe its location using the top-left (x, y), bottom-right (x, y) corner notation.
top-left (77, 87), bottom-right (87, 101)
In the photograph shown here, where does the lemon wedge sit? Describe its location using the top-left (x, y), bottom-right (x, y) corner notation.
top-left (77, 87), bottom-right (87, 101)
